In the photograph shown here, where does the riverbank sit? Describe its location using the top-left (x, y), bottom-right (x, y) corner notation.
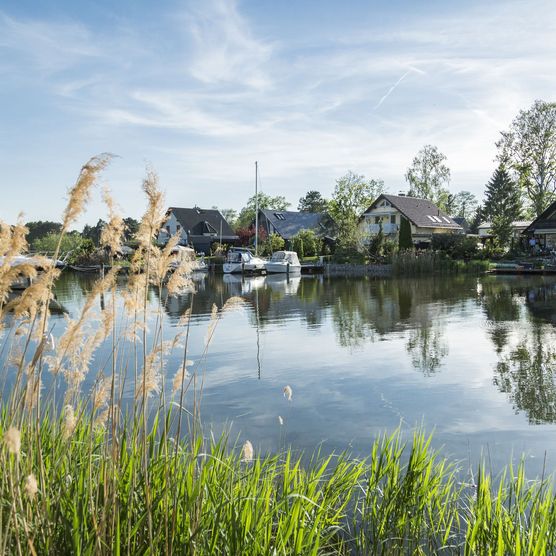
top-left (2, 413), bottom-right (555, 555)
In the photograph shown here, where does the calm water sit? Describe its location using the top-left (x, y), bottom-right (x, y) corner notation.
top-left (27, 272), bottom-right (556, 475)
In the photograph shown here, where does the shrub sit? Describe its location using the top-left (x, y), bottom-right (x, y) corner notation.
top-left (431, 234), bottom-right (479, 259)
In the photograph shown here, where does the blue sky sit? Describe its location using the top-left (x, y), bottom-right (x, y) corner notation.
top-left (1, 0), bottom-right (555, 226)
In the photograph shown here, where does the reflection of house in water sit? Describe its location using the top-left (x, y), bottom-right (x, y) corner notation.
top-left (523, 282), bottom-right (556, 325)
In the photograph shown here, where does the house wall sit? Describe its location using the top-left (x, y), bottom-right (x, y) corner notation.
top-left (360, 206), bottom-right (460, 244)
top-left (157, 212), bottom-right (188, 245)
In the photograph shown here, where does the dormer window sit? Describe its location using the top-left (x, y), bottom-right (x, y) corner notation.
top-left (274, 213), bottom-right (286, 220)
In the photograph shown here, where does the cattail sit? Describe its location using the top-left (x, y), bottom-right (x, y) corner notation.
top-left (278, 415), bottom-right (284, 426)
top-left (241, 440), bottom-right (254, 462)
top-left (62, 405), bottom-right (77, 440)
top-left (4, 427), bottom-right (21, 457)
top-left (24, 474), bottom-right (38, 500)
top-left (283, 385), bottom-right (293, 401)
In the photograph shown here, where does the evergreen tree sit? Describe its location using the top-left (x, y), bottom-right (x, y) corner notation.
top-left (398, 217), bottom-right (413, 249)
top-left (482, 166), bottom-right (522, 248)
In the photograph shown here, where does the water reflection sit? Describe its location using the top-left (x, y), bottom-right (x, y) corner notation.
top-left (9, 270), bottom-right (556, 477)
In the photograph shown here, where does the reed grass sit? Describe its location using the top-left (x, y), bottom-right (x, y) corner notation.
top-left (392, 250), bottom-right (490, 276)
top-left (0, 156), bottom-right (554, 554)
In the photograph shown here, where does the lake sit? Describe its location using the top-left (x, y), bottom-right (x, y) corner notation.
top-left (33, 271), bottom-right (556, 476)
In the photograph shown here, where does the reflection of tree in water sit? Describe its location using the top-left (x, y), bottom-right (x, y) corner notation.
top-left (406, 322), bottom-right (448, 375)
top-left (494, 325), bottom-right (556, 424)
top-left (480, 278), bottom-right (522, 323)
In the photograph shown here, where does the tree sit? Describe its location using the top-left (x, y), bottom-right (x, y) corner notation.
top-left (123, 217), bottom-right (139, 241)
top-left (261, 233), bottom-right (285, 256)
top-left (82, 219), bottom-right (107, 246)
top-left (25, 221), bottom-right (62, 246)
top-left (497, 100), bottom-right (556, 216)
top-left (297, 190), bottom-right (329, 213)
top-left (398, 217), bottom-right (413, 249)
top-left (236, 193), bottom-right (290, 230)
top-left (291, 229), bottom-right (321, 257)
top-left (482, 165), bottom-right (522, 248)
top-left (328, 171), bottom-right (385, 248)
top-left (219, 209), bottom-right (238, 229)
top-left (405, 145), bottom-right (451, 209)
top-left (452, 191), bottom-right (478, 220)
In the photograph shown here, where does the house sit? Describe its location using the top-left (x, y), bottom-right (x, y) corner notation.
top-left (360, 194), bottom-right (463, 247)
top-left (158, 207), bottom-right (238, 253)
top-left (478, 221), bottom-right (532, 242)
top-left (523, 200), bottom-right (556, 250)
top-left (257, 209), bottom-right (335, 245)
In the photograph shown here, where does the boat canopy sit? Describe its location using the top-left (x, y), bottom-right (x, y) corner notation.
top-left (270, 251), bottom-right (300, 265)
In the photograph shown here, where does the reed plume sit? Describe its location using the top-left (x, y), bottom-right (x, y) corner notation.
top-left (241, 440), bottom-right (254, 462)
top-left (100, 186), bottom-right (125, 255)
top-left (62, 405), bottom-right (76, 440)
top-left (61, 154), bottom-right (112, 232)
top-left (24, 474), bottom-right (38, 500)
top-left (4, 426), bottom-right (21, 457)
top-left (283, 385), bottom-right (293, 401)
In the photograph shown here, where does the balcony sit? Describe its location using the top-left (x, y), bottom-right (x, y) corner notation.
top-left (369, 223), bottom-right (398, 234)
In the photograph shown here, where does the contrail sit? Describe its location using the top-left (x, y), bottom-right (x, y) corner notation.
top-left (374, 67), bottom-right (424, 110)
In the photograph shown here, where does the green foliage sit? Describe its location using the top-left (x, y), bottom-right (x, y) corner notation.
top-left (236, 193), bottom-right (290, 230)
top-left (452, 191), bottom-right (478, 219)
top-left (328, 171), bottom-right (385, 249)
top-left (33, 232), bottom-right (94, 262)
top-left (392, 250), bottom-right (489, 276)
top-left (25, 220), bottom-right (62, 245)
top-left (291, 235), bottom-right (304, 259)
top-left (261, 232), bottom-right (285, 255)
top-left (123, 217), bottom-right (139, 240)
top-left (482, 165), bottom-right (522, 249)
top-left (431, 233), bottom-right (479, 259)
top-left (398, 216), bottom-right (413, 249)
top-left (405, 145), bottom-right (451, 210)
top-left (297, 190), bottom-right (329, 213)
top-left (291, 229), bottom-right (321, 257)
top-left (497, 99), bottom-right (556, 216)
top-left (82, 218), bottom-right (107, 246)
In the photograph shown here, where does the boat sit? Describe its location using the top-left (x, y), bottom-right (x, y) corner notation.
top-left (223, 247), bottom-right (266, 274)
top-left (264, 251), bottom-right (301, 274)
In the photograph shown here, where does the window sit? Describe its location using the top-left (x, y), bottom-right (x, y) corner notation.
top-left (166, 225), bottom-right (171, 233)
top-left (426, 215), bottom-right (436, 222)
top-left (176, 224), bottom-right (181, 231)
top-left (274, 213), bottom-right (286, 220)
top-left (375, 216), bottom-right (381, 224)
top-left (390, 215), bottom-right (396, 224)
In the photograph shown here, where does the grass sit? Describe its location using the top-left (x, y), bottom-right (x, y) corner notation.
top-left (1, 156), bottom-right (555, 554)
top-left (392, 250), bottom-right (490, 276)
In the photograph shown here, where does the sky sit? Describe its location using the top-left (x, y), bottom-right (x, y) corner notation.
top-left (1, 0), bottom-right (555, 227)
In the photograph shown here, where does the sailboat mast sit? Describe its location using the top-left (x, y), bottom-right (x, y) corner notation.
top-left (254, 160), bottom-right (259, 256)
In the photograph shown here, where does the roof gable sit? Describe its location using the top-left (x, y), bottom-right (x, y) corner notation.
top-left (168, 207), bottom-right (236, 237)
top-left (260, 209), bottom-right (333, 240)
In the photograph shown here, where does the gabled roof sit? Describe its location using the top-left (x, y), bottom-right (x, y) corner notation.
top-left (167, 207), bottom-right (237, 239)
top-left (523, 200), bottom-right (556, 234)
top-left (259, 209), bottom-right (333, 240)
top-left (364, 194), bottom-right (462, 230)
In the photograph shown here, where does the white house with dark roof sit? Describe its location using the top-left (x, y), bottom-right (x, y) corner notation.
top-left (360, 194), bottom-right (463, 246)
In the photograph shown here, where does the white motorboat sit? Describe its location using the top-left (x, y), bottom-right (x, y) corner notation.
top-left (264, 251), bottom-right (301, 274)
top-left (223, 248), bottom-right (266, 274)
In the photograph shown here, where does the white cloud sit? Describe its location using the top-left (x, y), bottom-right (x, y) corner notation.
top-left (184, 0), bottom-right (273, 90)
